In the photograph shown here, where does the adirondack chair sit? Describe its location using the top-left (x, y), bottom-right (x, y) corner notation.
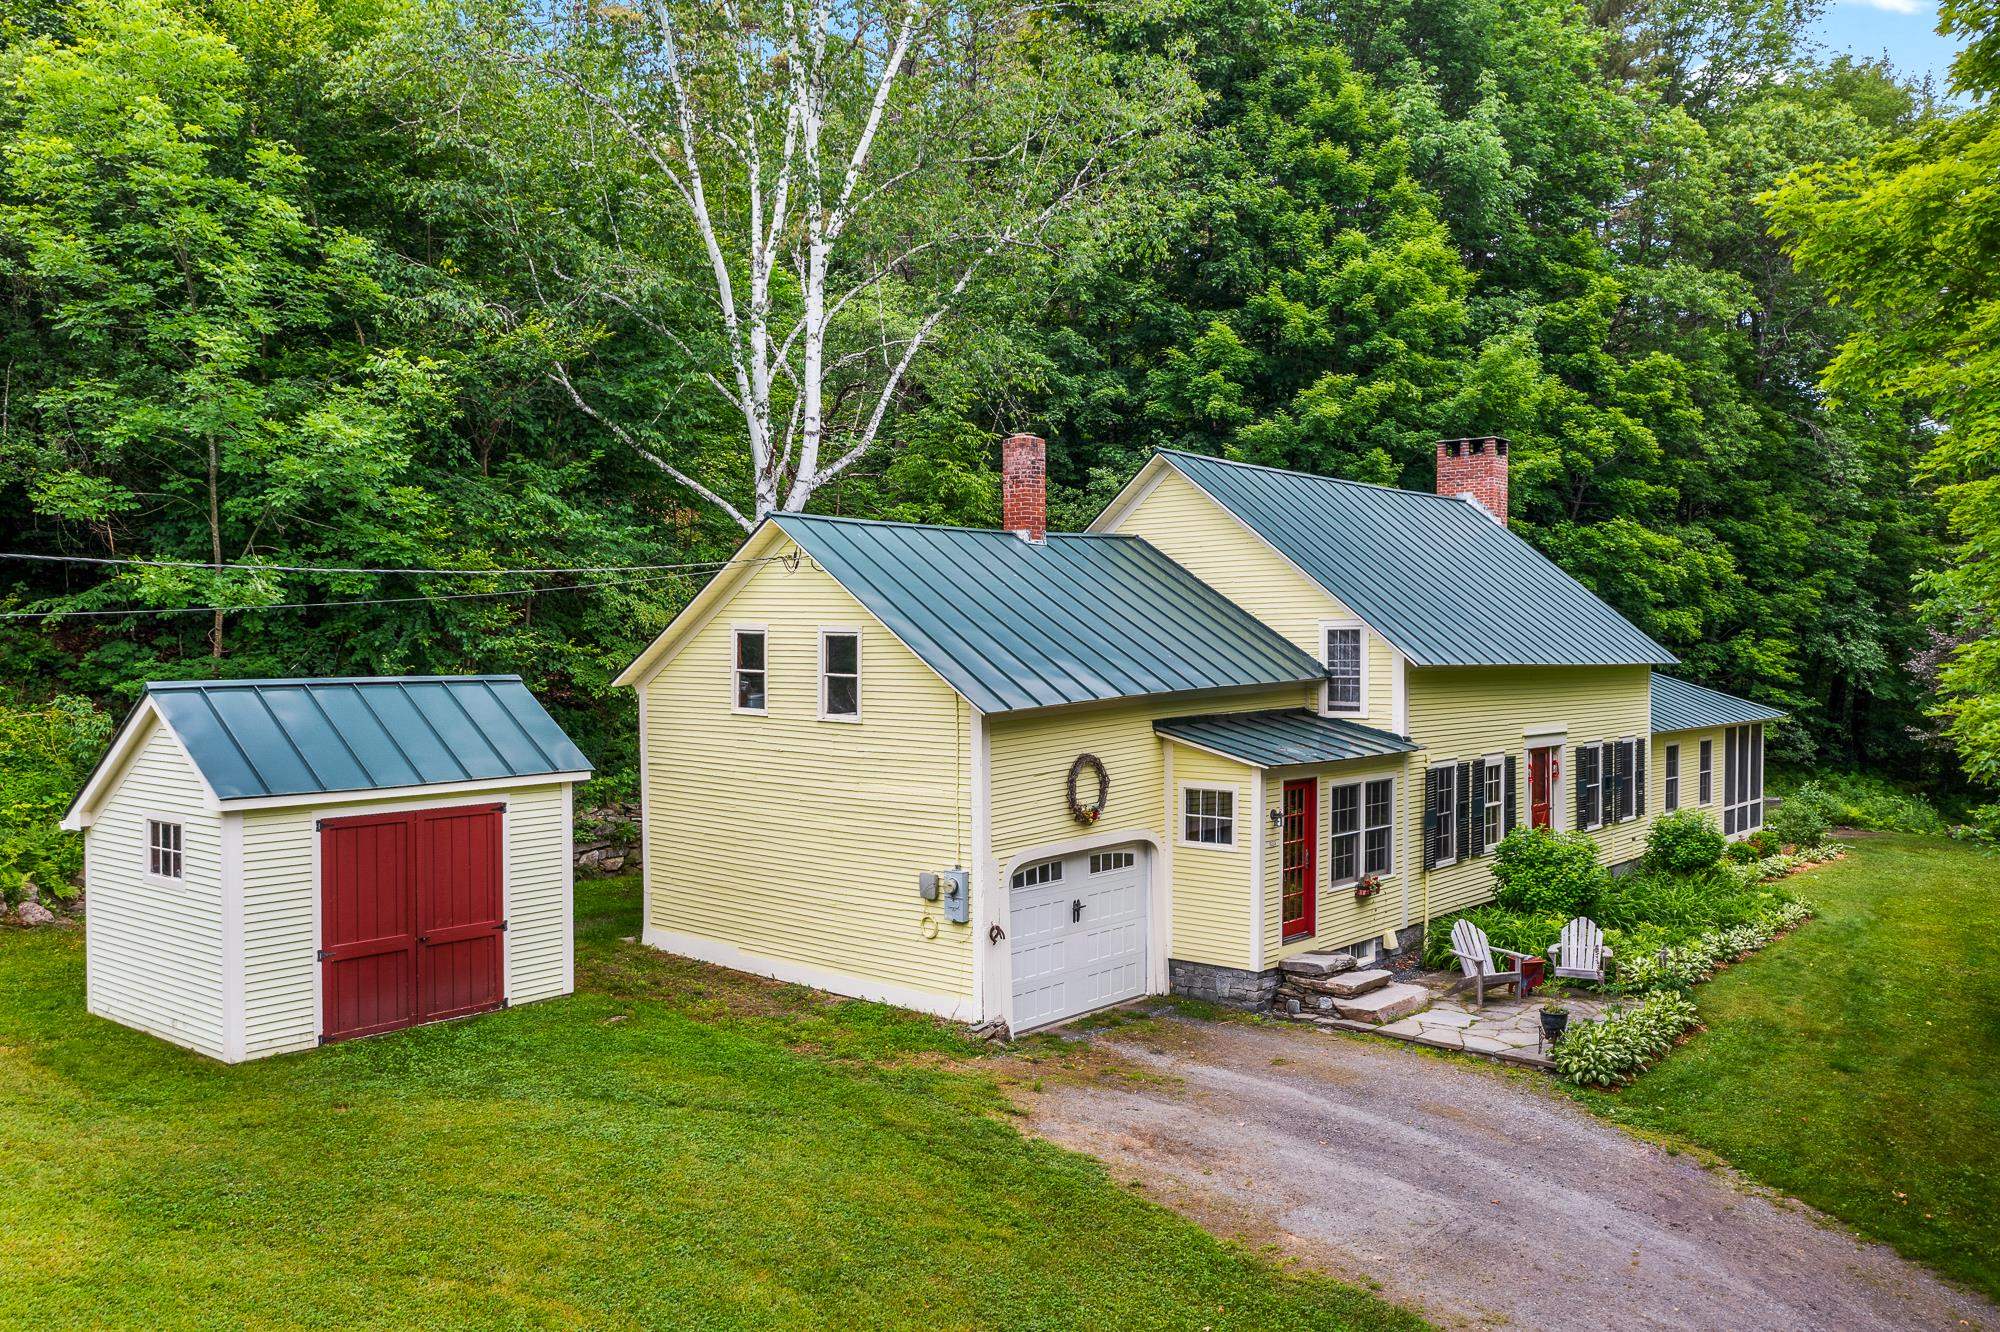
top-left (1447, 919), bottom-right (1534, 1006)
top-left (1547, 917), bottom-right (1614, 982)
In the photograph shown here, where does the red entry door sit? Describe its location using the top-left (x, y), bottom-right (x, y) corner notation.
top-left (1528, 747), bottom-right (1556, 829)
top-left (1281, 779), bottom-right (1317, 941)
top-left (322, 804), bottom-right (504, 1043)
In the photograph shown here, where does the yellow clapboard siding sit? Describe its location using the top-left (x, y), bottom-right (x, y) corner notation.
top-left (1260, 752), bottom-right (1414, 962)
top-left (1654, 728), bottom-right (1722, 821)
top-left (1109, 466), bottom-right (1399, 729)
top-left (640, 547), bottom-right (976, 1006)
top-left (1407, 665), bottom-right (1654, 919)
top-left (988, 685), bottom-right (1311, 972)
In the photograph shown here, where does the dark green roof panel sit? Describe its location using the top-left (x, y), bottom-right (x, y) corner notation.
top-left (773, 514), bottom-right (1328, 714)
top-left (1154, 710), bottom-right (1418, 767)
top-left (1650, 673), bottom-right (1786, 733)
top-left (148, 676), bottom-right (592, 801)
top-left (1155, 451), bottom-right (1678, 669)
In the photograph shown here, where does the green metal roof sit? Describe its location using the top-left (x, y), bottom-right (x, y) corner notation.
top-left (773, 514), bottom-right (1328, 714)
top-left (1650, 673), bottom-right (1786, 733)
top-left (1154, 709), bottom-right (1419, 767)
top-left (1148, 451), bottom-right (1678, 669)
top-left (144, 676), bottom-right (592, 801)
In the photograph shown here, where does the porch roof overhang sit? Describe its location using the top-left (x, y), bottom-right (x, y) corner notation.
top-left (1153, 709), bottom-right (1419, 768)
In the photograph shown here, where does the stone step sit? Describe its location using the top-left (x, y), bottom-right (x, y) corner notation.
top-left (1331, 981), bottom-right (1431, 1025)
top-left (1319, 967), bottom-right (1393, 998)
top-left (1280, 951), bottom-right (1356, 978)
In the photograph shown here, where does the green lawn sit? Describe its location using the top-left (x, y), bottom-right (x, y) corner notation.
top-left (0, 876), bottom-right (1420, 1331)
top-left (1578, 833), bottom-right (2000, 1300)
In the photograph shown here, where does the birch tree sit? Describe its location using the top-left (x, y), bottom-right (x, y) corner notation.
top-left (412, 0), bottom-right (1195, 529)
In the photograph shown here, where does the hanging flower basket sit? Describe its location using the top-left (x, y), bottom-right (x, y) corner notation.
top-left (1067, 753), bottom-right (1109, 826)
top-left (1353, 875), bottom-right (1383, 901)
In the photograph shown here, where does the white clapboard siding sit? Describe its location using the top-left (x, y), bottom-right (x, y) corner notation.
top-left (84, 722), bottom-right (227, 1059)
top-left (237, 784), bottom-right (575, 1058)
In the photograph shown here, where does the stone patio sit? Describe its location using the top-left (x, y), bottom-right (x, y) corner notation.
top-left (1349, 972), bottom-right (1620, 1069)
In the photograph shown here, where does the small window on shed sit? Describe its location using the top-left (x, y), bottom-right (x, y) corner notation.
top-left (147, 819), bottom-right (183, 881)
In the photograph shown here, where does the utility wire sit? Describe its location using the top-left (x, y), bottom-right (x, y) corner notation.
top-left (0, 568), bottom-right (722, 621)
top-left (0, 551), bottom-right (752, 577)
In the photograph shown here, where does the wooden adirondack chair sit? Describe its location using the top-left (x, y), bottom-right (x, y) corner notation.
top-left (1447, 919), bottom-right (1534, 1006)
top-left (1547, 917), bottom-right (1613, 982)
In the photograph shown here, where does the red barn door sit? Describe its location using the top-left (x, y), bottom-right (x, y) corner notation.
top-left (321, 803), bottom-right (504, 1043)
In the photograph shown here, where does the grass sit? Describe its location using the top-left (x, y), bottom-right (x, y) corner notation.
top-left (0, 874), bottom-right (1422, 1330)
top-left (1574, 833), bottom-right (2000, 1301)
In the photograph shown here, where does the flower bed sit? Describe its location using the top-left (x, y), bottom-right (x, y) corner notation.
top-left (1551, 991), bottom-right (1702, 1087)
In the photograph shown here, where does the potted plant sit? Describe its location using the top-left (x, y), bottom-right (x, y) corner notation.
top-left (1540, 1001), bottom-right (1571, 1044)
top-left (1353, 874), bottom-right (1383, 901)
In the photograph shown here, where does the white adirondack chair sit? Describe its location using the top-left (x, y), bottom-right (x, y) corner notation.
top-left (1447, 919), bottom-right (1533, 1006)
top-left (1547, 917), bottom-right (1613, 982)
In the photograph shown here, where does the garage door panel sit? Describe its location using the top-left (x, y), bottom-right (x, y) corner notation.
top-left (1009, 847), bottom-right (1148, 1032)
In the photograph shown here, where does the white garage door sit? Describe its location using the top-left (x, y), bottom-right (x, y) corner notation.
top-left (1009, 845), bottom-right (1149, 1032)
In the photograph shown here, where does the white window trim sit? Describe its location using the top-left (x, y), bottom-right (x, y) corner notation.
top-left (1319, 618), bottom-right (1368, 717)
top-left (143, 814), bottom-right (185, 886)
top-left (1698, 738), bottom-right (1714, 805)
top-left (1526, 740), bottom-right (1565, 833)
top-left (1580, 744), bottom-right (1604, 831)
top-left (817, 626), bottom-right (862, 723)
top-left (1617, 736), bottom-right (1639, 823)
top-left (1327, 779), bottom-right (1362, 886)
top-left (1430, 762), bottom-right (1459, 869)
top-left (1176, 781), bottom-right (1243, 851)
top-left (730, 624), bottom-right (769, 716)
top-left (1361, 773), bottom-right (1397, 879)
top-left (1481, 754), bottom-right (1506, 851)
top-left (1665, 743), bottom-right (1681, 812)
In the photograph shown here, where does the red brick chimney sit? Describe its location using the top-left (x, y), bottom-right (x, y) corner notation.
top-left (1436, 436), bottom-right (1509, 525)
top-left (1002, 433), bottom-right (1047, 543)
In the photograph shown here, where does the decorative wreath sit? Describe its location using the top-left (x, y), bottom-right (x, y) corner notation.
top-left (1066, 753), bottom-right (1109, 825)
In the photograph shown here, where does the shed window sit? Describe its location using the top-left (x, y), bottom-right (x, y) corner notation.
top-left (1363, 778), bottom-right (1395, 876)
top-left (1665, 744), bottom-right (1681, 812)
top-left (733, 629), bottom-right (767, 712)
top-left (147, 819), bottom-right (183, 881)
top-left (1329, 783), bottom-right (1360, 882)
top-left (1323, 625), bottom-right (1364, 714)
top-left (820, 631), bottom-right (860, 719)
top-left (1182, 786), bottom-right (1236, 846)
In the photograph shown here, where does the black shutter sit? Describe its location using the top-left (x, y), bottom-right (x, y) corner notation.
top-left (1455, 760), bottom-right (1473, 861)
top-left (1503, 754), bottom-right (1518, 836)
top-left (1469, 760), bottom-right (1488, 856)
top-left (1423, 767), bottom-right (1441, 868)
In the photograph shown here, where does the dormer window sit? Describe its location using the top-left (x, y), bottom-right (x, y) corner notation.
top-left (1322, 622), bottom-right (1365, 715)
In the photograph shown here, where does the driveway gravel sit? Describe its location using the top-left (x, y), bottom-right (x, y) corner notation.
top-left (1021, 1012), bottom-right (1992, 1331)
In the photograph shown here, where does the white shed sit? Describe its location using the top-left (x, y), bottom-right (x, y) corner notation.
top-left (60, 676), bottom-right (592, 1061)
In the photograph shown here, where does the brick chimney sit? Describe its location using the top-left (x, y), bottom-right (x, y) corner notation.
top-left (1002, 433), bottom-right (1047, 543)
top-left (1436, 436), bottom-right (1509, 525)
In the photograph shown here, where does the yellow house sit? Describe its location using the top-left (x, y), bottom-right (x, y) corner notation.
top-left (618, 435), bottom-right (1781, 1032)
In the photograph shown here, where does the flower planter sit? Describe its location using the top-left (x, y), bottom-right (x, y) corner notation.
top-left (1540, 1009), bottom-right (1571, 1043)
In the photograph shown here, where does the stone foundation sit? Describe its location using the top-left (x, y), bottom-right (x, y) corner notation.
top-left (1170, 923), bottom-right (1431, 1010)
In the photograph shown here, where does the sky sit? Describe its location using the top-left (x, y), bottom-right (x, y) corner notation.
top-left (1810, 0), bottom-right (1967, 90)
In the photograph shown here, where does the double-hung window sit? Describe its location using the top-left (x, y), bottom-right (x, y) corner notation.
top-left (1329, 783), bottom-right (1360, 882)
top-left (1429, 764), bottom-right (1457, 868)
top-left (1699, 738), bottom-right (1714, 804)
top-left (1482, 758), bottom-right (1504, 848)
top-left (732, 628), bottom-right (767, 712)
top-left (1664, 744), bottom-right (1681, 812)
top-left (1322, 623), bottom-right (1364, 715)
top-left (819, 630), bottom-right (860, 720)
top-left (1363, 778), bottom-right (1395, 876)
top-left (147, 819), bottom-right (183, 881)
top-left (1578, 745), bottom-right (1602, 829)
top-left (1182, 786), bottom-right (1236, 846)
top-left (1615, 739), bottom-right (1636, 821)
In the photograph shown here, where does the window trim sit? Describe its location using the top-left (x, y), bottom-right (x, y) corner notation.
top-left (145, 816), bottom-right (184, 884)
top-left (1579, 744), bottom-right (1603, 830)
top-left (1616, 737), bottom-right (1638, 822)
top-left (1363, 775), bottom-right (1396, 878)
top-left (1319, 618), bottom-right (1368, 717)
top-left (730, 624), bottom-right (769, 716)
top-left (1481, 754), bottom-right (1505, 851)
top-left (1327, 779), bottom-right (1362, 886)
top-left (817, 626), bottom-right (862, 722)
top-left (1177, 782), bottom-right (1242, 850)
top-left (1429, 762), bottom-right (1459, 869)
top-left (1698, 738), bottom-right (1714, 805)
top-left (1723, 722), bottom-right (1764, 835)
top-left (1664, 743), bottom-right (1680, 812)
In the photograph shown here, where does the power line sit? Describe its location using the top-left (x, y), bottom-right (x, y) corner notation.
top-left (0, 551), bottom-right (749, 577)
top-left (0, 568), bottom-right (729, 621)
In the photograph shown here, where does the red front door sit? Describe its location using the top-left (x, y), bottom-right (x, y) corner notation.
top-left (322, 804), bottom-right (504, 1043)
top-left (1529, 747), bottom-right (1556, 829)
top-left (1281, 779), bottom-right (1317, 941)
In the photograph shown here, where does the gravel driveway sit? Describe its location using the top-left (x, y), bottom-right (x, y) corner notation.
top-left (1021, 1012), bottom-right (1992, 1331)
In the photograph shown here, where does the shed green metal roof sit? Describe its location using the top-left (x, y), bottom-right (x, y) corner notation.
top-left (1154, 709), bottom-right (1419, 767)
top-left (773, 514), bottom-right (1328, 714)
top-left (1650, 673), bottom-right (1786, 733)
top-left (144, 676), bottom-right (592, 801)
top-left (1146, 451), bottom-right (1678, 669)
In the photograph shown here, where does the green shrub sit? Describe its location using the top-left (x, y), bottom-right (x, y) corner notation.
top-left (1724, 840), bottom-right (1759, 864)
top-left (1767, 781), bottom-right (1833, 851)
top-left (0, 694), bottom-right (113, 904)
top-left (1422, 906), bottom-right (1566, 970)
top-left (1645, 809), bottom-right (1725, 875)
top-left (1490, 827), bottom-right (1608, 916)
top-left (1611, 900), bottom-right (1811, 992)
top-left (1772, 769), bottom-right (1949, 834)
top-left (1552, 991), bottom-right (1702, 1086)
top-left (1745, 828), bottom-right (1780, 857)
